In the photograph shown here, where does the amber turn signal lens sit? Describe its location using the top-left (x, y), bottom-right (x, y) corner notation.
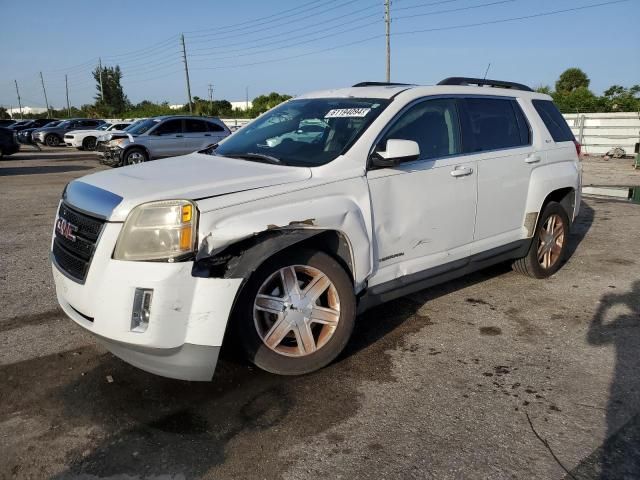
top-left (182, 204), bottom-right (192, 223)
top-left (179, 227), bottom-right (192, 250)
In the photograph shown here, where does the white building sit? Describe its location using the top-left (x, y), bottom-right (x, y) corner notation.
top-left (7, 106), bottom-right (49, 118)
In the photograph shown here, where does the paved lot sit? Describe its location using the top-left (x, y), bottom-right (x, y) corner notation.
top-left (1, 147), bottom-right (639, 479)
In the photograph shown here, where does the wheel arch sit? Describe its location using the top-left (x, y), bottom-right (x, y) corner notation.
top-left (123, 144), bottom-right (150, 160)
top-left (193, 228), bottom-right (356, 287)
top-left (524, 162), bottom-right (579, 236)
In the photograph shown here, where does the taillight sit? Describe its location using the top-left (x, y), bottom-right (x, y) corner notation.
top-left (573, 140), bottom-right (582, 160)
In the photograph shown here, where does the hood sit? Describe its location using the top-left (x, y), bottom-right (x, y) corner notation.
top-left (68, 152), bottom-right (312, 221)
top-left (66, 129), bottom-right (102, 136)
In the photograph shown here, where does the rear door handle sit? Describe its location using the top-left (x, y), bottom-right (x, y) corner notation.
top-left (450, 166), bottom-right (473, 177)
top-left (525, 154), bottom-right (541, 164)
top-left (176, 134), bottom-right (183, 138)
top-left (204, 134), bottom-right (211, 137)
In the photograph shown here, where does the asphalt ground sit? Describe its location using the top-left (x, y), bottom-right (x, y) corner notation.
top-left (1, 147), bottom-right (639, 479)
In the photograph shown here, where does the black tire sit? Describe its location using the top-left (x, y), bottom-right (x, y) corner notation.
top-left (82, 136), bottom-right (97, 151)
top-left (0, 147), bottom-right (3, 159)
top-left (45, 134), bottom-right (60, 147)
top-left (124, 147), bottom-right (147, 165)
top-left (512, 201), bottom-right (570, 279)
top-left (233, 249), bottom-right (356, 375)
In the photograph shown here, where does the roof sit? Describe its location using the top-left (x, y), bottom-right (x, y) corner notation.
top-left (297, 82), bottom-right (551, 101)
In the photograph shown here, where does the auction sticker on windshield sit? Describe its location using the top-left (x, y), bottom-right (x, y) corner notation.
top-left (325, 108), bottom-right (371, 118)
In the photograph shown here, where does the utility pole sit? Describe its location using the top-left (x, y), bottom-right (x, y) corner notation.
top-left (245, 86), bottom-right (249, 111)
top-left (98, 57), bottom-right (104, 102)
top-left (483, 62), bottom-right (491, 80)
top-left (180, 34), bottom-right (193, 114)
top-left (65, 74), bottom-right (71, 117)
top-left (14, 80), bottom-right (23, 120)
top-left (39, 71), bottom-right (51, 118)
top-left (385, 0), bottom-right (391, 82)
top-left (208, 83), bottom-right (214, 115)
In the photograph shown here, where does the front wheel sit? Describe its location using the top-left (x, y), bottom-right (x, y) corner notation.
top-left (234, 249), bottom-right (356, 375)
top-left (124, 148), bottom-right (147, 165)
top-left (45, 134), bottom-right (60, 147)
top-left (512, 201), bottom-right (570, 278)
top-left (82, 136), bottom-right (97, 151)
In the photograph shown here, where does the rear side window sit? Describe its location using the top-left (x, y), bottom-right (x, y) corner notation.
top-left (184, 119), bottom-right (208, 133)
top-left (532, 99), bottom-right (575, 142)
top-left (206, 121), bottom-right (226, 133)
top-left (462, 98), bottom-right (530, 152)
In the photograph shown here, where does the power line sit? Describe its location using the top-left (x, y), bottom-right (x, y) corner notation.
top-left (395, 0), bottom-right (516, 20)
top-left (188, 2), bottom-right (380, 54)
top-left (191, 0), bottom-right (628, 72)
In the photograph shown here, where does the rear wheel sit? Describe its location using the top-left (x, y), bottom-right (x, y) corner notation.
top-left (234, 249), bottom-right (356, 375)
top-left (124, 148), bottom-right (147, 165)
top-left (82, 136), bottom-right (97, 151)
top-left (512, 201), bottom-right (570, 278)
top-left (45, 134), bottom-right (60, 147)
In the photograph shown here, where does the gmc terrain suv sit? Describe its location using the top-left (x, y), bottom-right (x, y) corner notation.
top-left (97, 115), bottom-right (231, 166)
top-left (52, 78), bottom-right (581, 381)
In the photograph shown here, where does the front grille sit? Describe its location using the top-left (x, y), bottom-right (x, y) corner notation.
top-left (52, 202), bottom-right (106, 282)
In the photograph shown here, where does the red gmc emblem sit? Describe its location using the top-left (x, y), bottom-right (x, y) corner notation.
top-left (56, 217), bottom-right (78, 242)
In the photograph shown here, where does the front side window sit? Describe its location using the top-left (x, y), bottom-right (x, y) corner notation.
top-left (462, 97), bottom-right (529, 152)
top-left (379, 98), bottom-right (462, 160)
top-left (214, 98), bottom-right (390, 167)
top-left (153, 119), bottom-right (183, 136)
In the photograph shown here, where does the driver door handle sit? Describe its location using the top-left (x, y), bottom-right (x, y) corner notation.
top-left (450, 166), bottom-right (473, 177)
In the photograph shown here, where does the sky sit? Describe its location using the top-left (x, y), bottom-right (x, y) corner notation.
top-left (0, 0), bottom-right (638, 110)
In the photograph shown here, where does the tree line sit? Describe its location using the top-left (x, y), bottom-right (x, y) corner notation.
top-left (537, 68), bottom-right (639, 113)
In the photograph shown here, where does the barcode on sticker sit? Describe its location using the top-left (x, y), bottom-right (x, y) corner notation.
top-left (325, 108), bottom-right (371, 118)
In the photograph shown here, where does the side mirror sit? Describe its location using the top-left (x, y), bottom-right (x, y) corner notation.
top-left (371, 139), bottom-right (420, 168)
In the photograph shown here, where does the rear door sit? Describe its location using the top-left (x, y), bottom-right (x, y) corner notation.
top-left (458, 96), bottom-right (535, 253)
top-left (183, 118), bottom-right (210, 152)
top-left (146, 119), bottom-right (185, 157)
top-left (205, 120), bottom-right (230, 145)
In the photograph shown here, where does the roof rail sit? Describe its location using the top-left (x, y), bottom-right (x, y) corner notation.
top-left (352, 81), bottom-right (413, 87)
top-left (438, 77), bottom-right (533, 92)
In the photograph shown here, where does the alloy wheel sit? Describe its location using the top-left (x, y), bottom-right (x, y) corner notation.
top-left (253, 265), bottom-right (341, 357)
top-left (127, 151), bottom-right (144, 164)
top-left (537, 213), bottom-right (565, 269)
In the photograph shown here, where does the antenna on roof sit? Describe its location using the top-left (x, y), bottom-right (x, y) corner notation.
top-left (483, 63), bottom-right (491, 80)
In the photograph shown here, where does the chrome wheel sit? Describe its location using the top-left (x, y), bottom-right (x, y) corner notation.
top-left (537, 213), bottom-right (565, 269)
top-left (253, 265), bottom-right (341, 357)
top-left (127, 151), bottom-right (145, 164)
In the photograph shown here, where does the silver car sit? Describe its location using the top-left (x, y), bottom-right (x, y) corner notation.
top-left (98, 115), bottom-right (231, 166)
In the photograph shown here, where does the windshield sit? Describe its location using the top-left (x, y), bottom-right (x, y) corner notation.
top-left (214, 98), bottom-right (390, 167)
top-left (126, 118), bottom-right (160, 135)
top-left (55, 121), bottom-right (71, 129)
top-left (124, 120), bottom-right (143, 132)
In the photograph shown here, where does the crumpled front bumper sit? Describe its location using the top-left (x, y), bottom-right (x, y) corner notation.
top-left (52, 222), bottom-right (243, 381)
top-left (98, 146), bottom-right (123, 166)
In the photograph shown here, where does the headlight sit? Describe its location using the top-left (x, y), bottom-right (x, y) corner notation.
top-left (113, 200), bottom-right (198, 262)
top-left (111, 138), bottom-right (128, 147)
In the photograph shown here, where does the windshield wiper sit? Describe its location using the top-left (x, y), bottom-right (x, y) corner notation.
top-left (228, 152), bottom-right (284, 165)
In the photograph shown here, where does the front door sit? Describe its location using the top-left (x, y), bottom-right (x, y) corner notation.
top-left (147, 119), bottom-right (185, 157)
top-left (366, 97), bottom-right (478, 288)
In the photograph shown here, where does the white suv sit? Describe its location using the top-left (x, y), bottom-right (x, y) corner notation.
top-left (51, 78), bottom-right (581, 381)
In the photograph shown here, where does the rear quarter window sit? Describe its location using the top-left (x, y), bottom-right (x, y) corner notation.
top-left (532, 99), bottom-right (575, 142)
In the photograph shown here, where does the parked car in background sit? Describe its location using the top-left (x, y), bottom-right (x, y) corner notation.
top-left (98, 115), bottom-right (230, 166)
top-left (0, 127), bottom-right (20, 158)
top-left (17, 120), bottom-right (63, 145)
top-left (10, 118), bottom-right (58, 132)
top-left (33, 118), bottom-right (105, 147)
top-left (51, 78), bottom-right (581, 381)
top-left (0, 119), bottom-right (16, 127)
top-left (64, 121), bottom-right (132, 151)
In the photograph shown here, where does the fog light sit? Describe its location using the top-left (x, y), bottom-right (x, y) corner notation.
top-left (131, 288), bottom-right (153, 332)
